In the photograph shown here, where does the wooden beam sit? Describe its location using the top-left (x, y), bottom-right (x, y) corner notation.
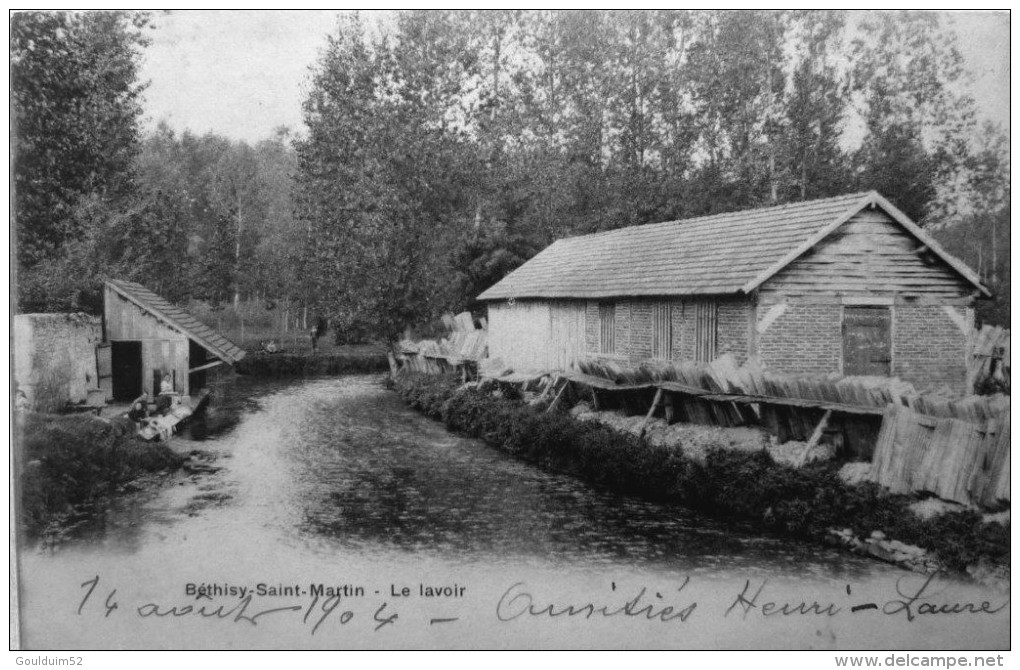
top-left (188, 360), bottom-right (225, 374)
top-left (806, 409), bottom-right (833, 449)
top-left (639, 388), bottom-right (664, 437)
top-left (546, 379), bottom-right (569, 414)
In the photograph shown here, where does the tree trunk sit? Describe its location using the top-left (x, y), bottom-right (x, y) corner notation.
top-left (233, 202), bottom-right (243, 308)
top-left (990, 217), bottom-right (998, 284)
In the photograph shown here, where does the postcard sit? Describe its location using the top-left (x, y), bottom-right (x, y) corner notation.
top-left (10, 9), bottom-right (1010, 653)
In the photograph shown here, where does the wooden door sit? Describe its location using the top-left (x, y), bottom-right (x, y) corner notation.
top-left (549, 302), bottom-right (585, 370)
top-left (842, 307), bottom-right (891, 376)
top-left (96, 343), bottom-right (112, 400)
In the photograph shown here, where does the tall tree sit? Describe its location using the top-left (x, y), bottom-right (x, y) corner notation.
top-left (779, 11), bottom-right (851, 201)
top-left (850, 11), bottom-right (976, 222)
top-left (295, 14), bottom-right (479, 342)
top-left (12, 11), bottom-right (150, 277)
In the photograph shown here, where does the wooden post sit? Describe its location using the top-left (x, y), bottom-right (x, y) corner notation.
top-left (663, 391), bottom-right (674, 424)
top-left (546, 379), bottom-right (569, 414)
top-left (639, 388), bottom-right (664, 438)
top-left (806, 409), bottom-right (833, 449)
top-left (590, 387), bottom-right (600, 410)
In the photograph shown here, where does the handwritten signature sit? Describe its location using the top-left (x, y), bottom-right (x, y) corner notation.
top-left (498, 574), bottom-right (1009, 624)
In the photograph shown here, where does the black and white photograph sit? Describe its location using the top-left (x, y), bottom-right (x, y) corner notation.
top-left (9, 9), bottom-right (1010, 656)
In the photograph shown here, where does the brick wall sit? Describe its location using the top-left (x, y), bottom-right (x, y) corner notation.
top-left (717, 299), bottom-right (752, 364)
top-left (757, 303), bottom-right (842, 375)
top-left (582, 297), bottom-right (751, 364)
top-left (893, 306), bottom-right (968, 394)
top-left (612, 301), bottom-right (632, 356)
top-left (669, 299), bottom-right (685, 360)
top-left (678, 301), bottom-right (696, 361)
top-left (628, 300), bottom-right (653, 361)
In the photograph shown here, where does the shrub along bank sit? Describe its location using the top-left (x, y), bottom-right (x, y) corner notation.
top-left (17, 412), bottom-right (185, 538)
top-left (393, 373), bottom-right (1009, 575)
top-left (236, 351), bottom-right (389, 377)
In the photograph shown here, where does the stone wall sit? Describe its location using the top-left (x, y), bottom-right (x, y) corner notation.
top-left (14, 313), bottom-right (102, 410)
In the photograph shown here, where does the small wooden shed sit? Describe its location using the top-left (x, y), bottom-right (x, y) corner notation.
top-left (477, 191), bottom-right (989, 395)
top-left (103, 280), bottom-right (246, 401)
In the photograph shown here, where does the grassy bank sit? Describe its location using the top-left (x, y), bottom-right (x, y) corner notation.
top-left (393, 373), bottom-right (1009, 575)
top-left (236, 351), bottom-right (389, 377)
top-left (17, 413), bottom-right (185, 538)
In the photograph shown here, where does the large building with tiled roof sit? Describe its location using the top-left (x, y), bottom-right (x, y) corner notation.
top-left (477, 191), bottom-right (988, 393)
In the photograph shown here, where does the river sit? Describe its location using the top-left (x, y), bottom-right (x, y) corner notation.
top-left (16, 376), bottom-right (1009, 650)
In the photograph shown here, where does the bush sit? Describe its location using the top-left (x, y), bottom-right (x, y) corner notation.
top-left (236, 352), bottom-right (389, 377)
top-left (392, 373), bottom-right (1010, 574)
top-left (17, 412), bottom-right (185, 536)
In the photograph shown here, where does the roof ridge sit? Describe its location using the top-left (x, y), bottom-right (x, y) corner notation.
top-left (562, 191), bottom-right (876, 242)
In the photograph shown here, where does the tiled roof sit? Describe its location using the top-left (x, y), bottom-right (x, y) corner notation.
top-left (106, 280), bottom-right (246, 363)
top-left (476, 191), bottom-right (987, 300)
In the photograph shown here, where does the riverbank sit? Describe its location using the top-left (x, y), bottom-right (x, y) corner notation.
top-left (392, 372), bottom-right (1009, 581)
top-left (236, 351), bottom-right (388, 377)
top-left (16, 412), bottom-right (187, 540)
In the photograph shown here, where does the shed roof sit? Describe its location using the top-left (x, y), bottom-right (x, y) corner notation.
top-left (106, 280), bottom-right (246, 363)
top-left (476, 191), bottom-right (988, 301)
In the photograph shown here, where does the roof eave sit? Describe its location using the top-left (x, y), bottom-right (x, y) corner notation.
top-left (868, 192), bottom-right (992, 298)
top-left (105, 280), bottom-right (246, 362)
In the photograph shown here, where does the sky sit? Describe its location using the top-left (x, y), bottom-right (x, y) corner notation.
top-left (137, 10), bottom-right (1011, 145)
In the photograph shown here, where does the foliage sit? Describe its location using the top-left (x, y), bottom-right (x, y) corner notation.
top-left (12, 11), bottom-right (151, 289)
top-left (14, 11), bottom-right (1007, 339)
top-left (17, 412), bottom-right (185, 536)
top-left (393, 373), bottom-right (1009, 572)
top-left (293, 10), bottom-right (1001, 339)
top-left (235, 352), bottom-right (389, 377)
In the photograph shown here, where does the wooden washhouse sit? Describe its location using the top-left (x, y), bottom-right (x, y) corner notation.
top-left (103, 279), bottom-right (246, 401)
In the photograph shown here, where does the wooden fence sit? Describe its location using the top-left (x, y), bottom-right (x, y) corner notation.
top-left (969, 325), bottom-right (1010, 393)
top-left (398, 323), bottom-right (1010, 507)
top-left (395, 312), bottom-right (488, 378)
top-left (868, 403), bottom-right (1010, 506)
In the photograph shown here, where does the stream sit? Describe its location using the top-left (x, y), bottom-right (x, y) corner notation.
top-left (16, 375), bottom-right (1009, 650)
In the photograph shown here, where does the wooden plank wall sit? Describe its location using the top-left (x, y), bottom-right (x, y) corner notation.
top-left (549, 301), bottom-right (586, 371)
top-left (487, 301), bottom-right (554, 372)
top-left (762, 209), bottom-right (973, 300)
top-left (693, 300), bottom-right (717, 362)
top-left (651, 303), bottom-right (671, 360)
top-left (105, 286), bottom-right (191, 395)
top-left (598, 303), bottom-right (616, 354)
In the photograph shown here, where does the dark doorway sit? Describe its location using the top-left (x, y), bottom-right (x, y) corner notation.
top-left (189, 340), bottom-right (208, 392)
top-left (111, 341), bottom-right (143, 401)
top-left (842, 307), bottom-right (892, 376)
